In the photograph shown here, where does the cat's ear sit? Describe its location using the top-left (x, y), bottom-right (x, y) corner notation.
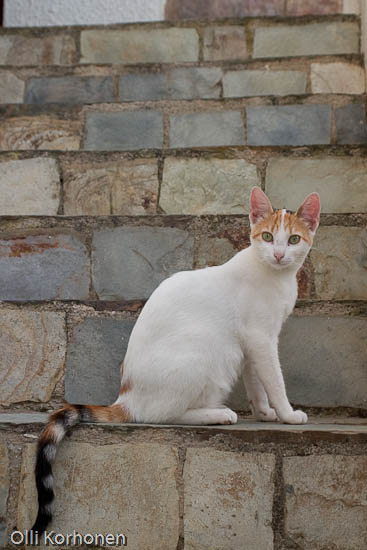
top-left (250, 187), bottom-right (273, 225)
top-left (296, 193), bottom-right (320, 233)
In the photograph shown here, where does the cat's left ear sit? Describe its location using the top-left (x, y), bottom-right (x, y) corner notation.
top-left (296, 193), bottom-right (320, 233)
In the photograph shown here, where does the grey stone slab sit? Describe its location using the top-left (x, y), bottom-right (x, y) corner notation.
top-left (170, 111), bottom-right (245, 148)
top-left (24, 76), bottom-right (114, 104)
top-left (0, 413), bottom-right (48, 425)
top-left (0, 70), bottom-right (24, 103)
top-left (335, 103), bottom-right (367, 144)
top-left (119, 67), bottom-right (222, 101)
top-left (223, 70), bottom-right (307, 97)
top-left (0, 439), bottom-right (8, 521)
top-left (65, 318), bottom-right (135, 405)
top-left (84, 111), bottom-right (163, 151)
top-left (92, 226), bottom-right (194, 300)
top-left (0, 233), bottom-right (90, 300)
top-left (254, 22), bottom-right (359, 58)
top-left (203, 26), bottom-right (249, 61)
top-left (247, 104), bottom-right (331, 146)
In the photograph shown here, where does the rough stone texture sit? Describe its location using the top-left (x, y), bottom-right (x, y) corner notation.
top-left (0, 439), bottom-right (8, 548)
top-left (0, 71), bottom-right (24, 103)
top-left (0, 157), bottom-right (60, 215)
top-left (223, 70), bottom-right (307, 97)
top-left (287, 0), bottom-right (343, 14)
top-left (247, 105), bottom-right (331, 146)
top-left (18, 442), bottom-right (179, 550)
top-left (84, 111), bottom-right (163, 151)
top-left (196, 236), bottom-right (237, 268)
top-left (311, 226), bottom-right (367, 300)
top-left (0, 116), bottom-right (81, 150)
top-left (63, 158), bottom-right (158, 215)
top-left (184, 448), bottom-right (275, 550)
top-left (0, 233), bottom-right (90, 301)
top-left (265, 157), bottom-right (367, 213)
top-left (253, 22), bottom-right (359, 58)
top-left (0, 310), bottom-right (65, 405)
top-left (170, 111), bottom-right (245, 148)
top-left (284, 455), bottom-right (367, 549)
top-left (165, 0), bottom-right (284, 19)
top-left (119, 67), bottom-right (222, 101)
top-left (92, 226), bottom-right (194, 300)
top-left (311, 62), bottom-right (365, 94)
top-left (24, 76), bottom-right (114, 104)
top-left (160, 158), bottom-right (259, 214)
top-left (65, 318), bottom-right (135, 405)
top-left (81, 28), bottom-right (199, 64)
top-left (335, 103), bottom-right (367, 144)
top-left (203, 26), bottom-right (249, 61)
top-left (0, 34), bottom-right (76, 65)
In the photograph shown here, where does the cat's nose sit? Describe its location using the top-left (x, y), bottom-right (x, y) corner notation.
top-left (274, 251), bottom-right (285, 262)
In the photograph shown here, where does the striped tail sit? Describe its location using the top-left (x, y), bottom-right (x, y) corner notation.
top-left (31, 402), bottom-right (129, 535)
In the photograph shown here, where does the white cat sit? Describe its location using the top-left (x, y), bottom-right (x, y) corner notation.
top-left (32, 187), bottom-right (320, 533)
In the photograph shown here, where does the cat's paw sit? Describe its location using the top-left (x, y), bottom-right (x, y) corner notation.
top-left (215, 408), bottom-right (238, 425)
top-left (256, 407), bottom-right (278, 422)
top-left (281, 410), bottom-right (308, 425)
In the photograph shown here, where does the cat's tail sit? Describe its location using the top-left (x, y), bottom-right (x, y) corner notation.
top-left (31, 402), bottom-right (130, 535)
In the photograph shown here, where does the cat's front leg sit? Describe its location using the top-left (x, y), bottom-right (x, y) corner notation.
top-left (243, 366), bottom-right (278, 422)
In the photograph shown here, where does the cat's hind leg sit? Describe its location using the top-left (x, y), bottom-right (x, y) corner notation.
top-left (243, 366), bottom-right (278, 422)
top-left (173, 408), bottom-right (238, 425)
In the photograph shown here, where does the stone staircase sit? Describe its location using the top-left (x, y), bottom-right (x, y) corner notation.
top-left (1, 5), bottom-right (367, 550)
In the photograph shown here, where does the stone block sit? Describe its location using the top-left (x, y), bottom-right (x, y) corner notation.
top-left (0, 71), bottom-right (24, 103)
top-left (81, 28), bottom-right (199, 64)
top-left (223, 70), bottom-right (306, 97)
top-left (0, 157), bottom-right (60, 215)
top-left (18, 442), bottom-right (179, 550)
top-left (0, 233), bottom-right (90, 301)
top-left (160, 158), bottom-right (259, 214)
top-left (0, 311), bottom-right (65, 405)
top-left (265, 157), bottom-right (367, 213)
top-left (287, 0), bottom-right (343, 14)
top-left (25, 76), bottom-right (114, 104)
top-left (203, 26), bottom-right (249, 61)
top-left (184, 448), bottom-right (275, 550)
top-left (92, 226), bottom-right (194, 300)
top-left (335, 103), bottom-right (367, 144)
top-left (311, 226), bottom-right (367, 300)
top-left (170, 111), bottom-right (245, 148)
top-left (0, 439), bottom-right (8, 548)
top-left (284, 455), bottom-right (367, 549)
top-left (63, 158), bottom-right (158, 215)
top-left (84, 111), bottom-right (163, 151)
top-left (196, 236), bottom-right (237, 268)
top-left (65, 318), bottom-right (135, 405)
top-left (165, 0), bottom-right (284, 19)
top-left (311, 62), bottom-right (365, 94)
top-left (0, 116), bottom-right (81, 151)
top-left (247, 105), bottom-right (331, 145)
top-left (253, 22), bottom-right (359, 58)
top-left (0, 34), bottom-right (76, 65)
top-left (119, 67), bottom-right (222, 101)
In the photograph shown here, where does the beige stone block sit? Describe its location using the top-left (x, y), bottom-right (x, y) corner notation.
top-left (203, 26), bottom-right (248, 61)
top-left (0, 34), bottom-right (76, 65)
top-left (0, 71), bottom-right (24, 103)
top-left (0, 311), bottom-right (66, 405)
top-left (184, 448), bottom-right (275, 550)
top-left (311, 62), bottom-right (365, 94)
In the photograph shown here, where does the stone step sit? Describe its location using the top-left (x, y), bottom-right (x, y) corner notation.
top-left (1, 414), bottom-right (367, 550)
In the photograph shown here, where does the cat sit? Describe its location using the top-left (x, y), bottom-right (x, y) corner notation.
top-left (31, 186), bottom-right (320, 534)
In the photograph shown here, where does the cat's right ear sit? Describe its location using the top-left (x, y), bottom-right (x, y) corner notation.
top-left (250, 187), bottom-right (273, 225)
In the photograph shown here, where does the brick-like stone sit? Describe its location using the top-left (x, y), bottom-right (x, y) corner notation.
top-left (0, 233), bottom-right (90, 301)
top-left (0, 116), bottom-right (81, 151)
top-left (311, 62), bottom-right (365, 94)
top-left (0, 158), bottom-right (60, 215)
top-left (311, 226), bottom-right (367, 300)
top-left (0, 439), bottom-right (8, 548)
top-left (119, 67), bottom-right (222, 101)
top-left (92, 226), bottom-right (194, 300)
top-left (170, 111), bottom-right (245, 148)
top-left (81, 28), bottom-right (199, 64)
top-left (160, 158), bottom-right (259, 214)
top-left (203, 26), bottom-right (249, 61)
top-left (65, 318), bottom-right (135, 405)
top-left (19, 442), bottom-right (179, 550)
top-left (265, 157), bottom-right (367, 213)
top-left (223, 70), bottom-right (307, 97)
top-left (287, 0), bottom-right (343, 14)
top-left (165, 0), bottom-right (284, 19)
top-left (253, 22), bottom-right (359, 58)
top-left (0, 71), bottom-right (24, 103)
top-left (84, 111), bottom-right (163, 151)
top-left (284, 455), bottom-right (367, 549)
top-left (196, 236), bottom-right (237, 268)
top-left (335, 103), bottom-right (367, 144)
top-left (184, 448), bottom-right (275, 550)
top-left (247, 105), bottom-right (331, 146)
top-left (0, 34), bottom-right (76, 65)
top-left (0, 311), bottom-right (65, 405)
top-left (25, 76), bottom-right (114, 104)
top-left (63, 158), bottom-right (158, 215)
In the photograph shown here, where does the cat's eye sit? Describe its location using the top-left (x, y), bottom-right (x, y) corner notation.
top-left (262, 232), bottom-right (273, 242)
top-left (288, 234), bottom-right (301, 245)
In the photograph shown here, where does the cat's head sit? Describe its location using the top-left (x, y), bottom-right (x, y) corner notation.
top-left (249, 187), bottom-right (320, 271)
